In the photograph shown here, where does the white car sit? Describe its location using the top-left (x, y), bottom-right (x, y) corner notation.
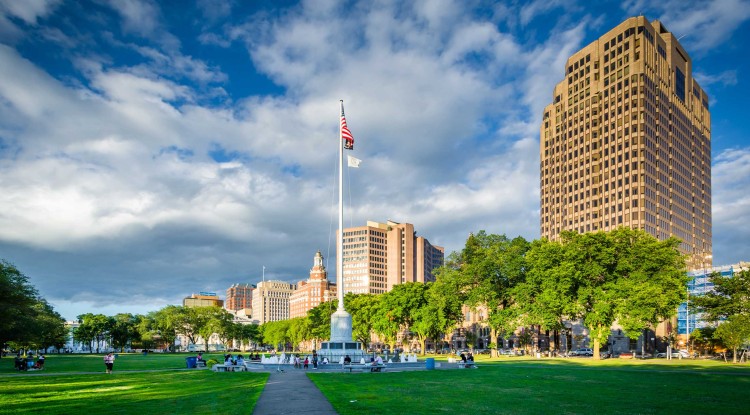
top-left (656, 350), bottom-right (690, 358)
top-left (571, 348), bottom-right (593, 356)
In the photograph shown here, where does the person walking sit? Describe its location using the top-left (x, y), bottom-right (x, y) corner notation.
top-left (104, 352), bottom-right (115, 374)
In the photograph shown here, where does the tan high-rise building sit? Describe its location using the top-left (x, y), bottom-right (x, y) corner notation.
top-left (540, 16), bottom-right (712, 269)
top-left (225, 283), bottom-right (254, 312)
top-left (339, 220), bottom-right (444, 294)
top-left (251, 280), bottom-right (296, 324)
top-left (289, 251), bottom-right (337, 319)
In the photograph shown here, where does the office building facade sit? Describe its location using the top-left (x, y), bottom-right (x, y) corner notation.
top-left (183, 292), bottom-right (223, 308)
top-left (539, 16), bottom-right (712, 269)
top-left (251, 280), bottom-right (296, 324)
top-left (339, 220), bottom-right (444, 294)
top-left (225, 283), bottom-right (254, 312)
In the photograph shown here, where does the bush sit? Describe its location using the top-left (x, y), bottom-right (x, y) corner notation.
top-left (206, 359), bottom-right (219, 367)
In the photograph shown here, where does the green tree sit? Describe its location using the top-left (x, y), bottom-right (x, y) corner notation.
top-left (74, 313), bottom-right (110, 353)
top-left (444, 232), bottom-right (530, 357)
top-left (345, 293), bottom-right (380, 347)
top-left (372, 299), bottom-right (400, 351)
top-left (714, 315), bottom-right (750, 363)
top-left (521, 238), bottom-right (579, 351)
top-left (235, 323), bottom-right (261, 351)
top-left (610, 229), bottom-right (687, 350)
top-left (0, 260), bottom-right (39, 353)
top-left (197, 307), bottom-right (234, 351)
top-left (110, 313), bottom-right (139, 352)
top-left (410, 281), bottom-right (463, 355)
top-left (693, 269), bottom-right (750, 321)
top-left (307, 300), bottom-right (336, 345)
top-left (558, 229), bottom-right (686, 359)
top-left (29, 299), bottom-right (67, 352)
top-left (150, 306), bottom-right (182, 351)
top-left (261, 320), bottom-right (291, 351)
top-left (288, 317), bottom-right (311, 351)
top-left (691, 327), bottom-right (719, 356)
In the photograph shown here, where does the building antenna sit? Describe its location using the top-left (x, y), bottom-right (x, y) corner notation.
top-left (262, 266), bottom-right (265, 283)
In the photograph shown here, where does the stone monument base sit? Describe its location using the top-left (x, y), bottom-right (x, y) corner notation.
top-left (318, 340), bottom-right (365, 362)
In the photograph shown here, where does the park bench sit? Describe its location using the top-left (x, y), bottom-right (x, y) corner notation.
top-left (457, 361), bottom-right (477, 368)
top-left (342, 363), bottom-right (387, 373)
top-left (212, 364), bottom-right (246, 372)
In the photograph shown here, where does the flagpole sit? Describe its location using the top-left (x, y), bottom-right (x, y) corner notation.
top-left (337, 100), bottom-right (345, 312)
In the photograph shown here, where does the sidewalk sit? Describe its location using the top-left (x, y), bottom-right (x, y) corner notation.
top-left (252, 369), bottom-right (337, 415)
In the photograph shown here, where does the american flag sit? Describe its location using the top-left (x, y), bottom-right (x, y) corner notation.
top-left (341, 109), bottom-right (354, 150)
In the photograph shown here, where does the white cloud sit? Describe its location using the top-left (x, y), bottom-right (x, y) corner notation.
top-left (694, 70), bottom-right (738, 87)
top-left (0, 0), bottom-right (747, 319)
top-left (622, 0), bottom-right (750, 53)
top-left (712, 147), bottom-right (750, 265)
top-left (0, 0), bottom-right (60, 24)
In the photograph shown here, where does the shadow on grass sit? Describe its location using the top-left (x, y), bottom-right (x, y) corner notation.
top-left (0, 370), bottom-right (268, 415)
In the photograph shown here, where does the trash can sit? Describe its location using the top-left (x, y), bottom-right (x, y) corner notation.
top-left (425, 357), bottom-right (435, 370)
top-left (186, 357), bottom-right (197, 368)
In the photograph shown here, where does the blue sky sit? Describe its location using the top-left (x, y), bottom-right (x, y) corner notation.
top-left (1, 0), bottom-right (748, 320)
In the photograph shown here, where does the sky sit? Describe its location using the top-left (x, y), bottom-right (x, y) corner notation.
top-left (1, 0), bottom-right (749, 321)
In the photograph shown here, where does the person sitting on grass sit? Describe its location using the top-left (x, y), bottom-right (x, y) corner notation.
top-left (34, 354), bottom-right (45, 370)
top-left (14, 353), bottom-right (25, 371)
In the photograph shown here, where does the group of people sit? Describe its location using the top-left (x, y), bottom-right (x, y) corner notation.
top-left (459, 352), bottom-right (475, 363)
top-left (224, 354), bottom-right (246, 366)
top-left (291, 350), bottom-right (331, 370)
top-left (14, 352), bottom-right (45, 371)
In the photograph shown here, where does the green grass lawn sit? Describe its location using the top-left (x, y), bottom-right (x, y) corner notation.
top-left (0, 353), bottom-right (267, 415)
top-left (3, 353), bottom-right (749, 414)
top-left (309, 358), bottom-right (750, 415)
top-left (1, 352), bottom-right (233, 374)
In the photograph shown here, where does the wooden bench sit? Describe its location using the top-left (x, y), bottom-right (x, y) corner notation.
top-left (457, 361), bottom-right (477, 368)
top-left (212, 364), bottom-right (246, 372)
top-left (342, 364), bottom-right (387, 373)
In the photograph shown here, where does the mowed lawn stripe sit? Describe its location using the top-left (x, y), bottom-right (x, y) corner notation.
top-left (308, 360), bottom-right (749, 415)
top-left (0, 370), bottom-right (268, 415)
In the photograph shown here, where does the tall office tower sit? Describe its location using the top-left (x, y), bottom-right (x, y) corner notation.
top-left (251, 280), bottom-right (296, 324)
top-left (289, 251), bottom-right (337, 319)
top-left (225, 283), bottom-right (254, 312)
top-left (539, 16), bottom-right (712, 269)
top-left (339, 220), bottom-right (444, 294)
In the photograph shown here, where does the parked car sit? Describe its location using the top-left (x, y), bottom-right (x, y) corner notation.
top-left (570, 348), bottom-right (594, 356)
top-left (500, 349), bottom-right (516, 356)
top-left (656, 350), bottom-right (690, 358)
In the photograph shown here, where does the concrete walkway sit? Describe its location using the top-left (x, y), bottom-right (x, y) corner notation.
top-left (252, 369), bottom-right (337, 415)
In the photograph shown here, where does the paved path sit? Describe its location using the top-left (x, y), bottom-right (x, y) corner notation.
top-left (252, 369), bottom-right (337, 415)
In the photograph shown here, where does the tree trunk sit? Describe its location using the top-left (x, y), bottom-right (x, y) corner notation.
top-left (490, 328), bottom-right (498, 358)
top-left (733, 347), bottom-right (738, 364)
top-left (592, 324), bottom-right (602, 360)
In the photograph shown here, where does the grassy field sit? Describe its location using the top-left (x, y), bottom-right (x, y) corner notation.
top-left (309, 357), bottom-right (750, 415)
top-left (0, 353), bottom-right (267, 415)
top-left (3, 353), bottom-right (749, 414)
top-left (1, 352), bottom-right (232, 373)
